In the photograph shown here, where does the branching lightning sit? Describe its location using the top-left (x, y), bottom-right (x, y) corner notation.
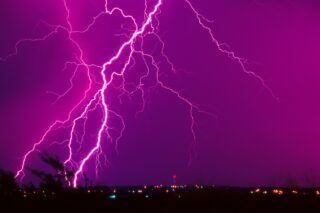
top-left (1, 0), bottom-right (275, 187)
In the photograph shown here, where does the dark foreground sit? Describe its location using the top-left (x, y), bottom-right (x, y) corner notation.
top-left (2, 186), bottom-right (320, 212)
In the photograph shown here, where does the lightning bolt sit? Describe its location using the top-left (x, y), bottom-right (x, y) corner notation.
top-left (185, 0), bottom-right (277, 100)
top-left (0, 0), bottom-right (275, 187)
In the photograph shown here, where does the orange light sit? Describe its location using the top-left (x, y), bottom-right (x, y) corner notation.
top-left (272, 189), bottom-right (283, 195)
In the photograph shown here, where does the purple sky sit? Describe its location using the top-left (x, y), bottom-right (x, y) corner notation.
top-left (1, 0), bottom-right (320, 187)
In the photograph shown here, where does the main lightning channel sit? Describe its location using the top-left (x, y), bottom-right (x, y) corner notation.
top-left (7, 0), bottom-right (276, 187)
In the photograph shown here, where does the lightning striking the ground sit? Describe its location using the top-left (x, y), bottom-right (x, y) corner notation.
top-left (1, 0), bottom-right (275, 187)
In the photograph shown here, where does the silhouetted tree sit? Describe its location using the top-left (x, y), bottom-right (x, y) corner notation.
top-left (0, 170), bottom-right (18, 195)
top-left (40, 174), bottom-right (64, 191)
top-left (30, 153), bottom-right (74, 191)
top-left (40, 154), bottom-right (64, 172)
top-left (83, 173), bottom-right (93, 188)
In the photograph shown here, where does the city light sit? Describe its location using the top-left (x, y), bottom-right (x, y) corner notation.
top-left (108, 194), bottom-right (117, 200)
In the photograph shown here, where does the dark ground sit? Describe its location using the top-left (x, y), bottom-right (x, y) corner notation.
top-left (2, 186), bottom-right (320, 212)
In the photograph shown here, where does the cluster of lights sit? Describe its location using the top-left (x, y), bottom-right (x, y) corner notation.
top-left (19, 186), bottom-right (320, 200)
top-left (250, 188), bottom-right (268, 195)
top-left (118, 188), bottom-right (153, 199)
top-left (154, 185), bottom-right (163, 189)
top-left (249, 188), bottom-right (283, 195)
top-left (272, 189), bottom-right (284, 195)
top-left (249, 188), bottom-right (320, 196)
top-left (171, 185), bottom-right (178, 189)
top-left (125, 185), bottom-right (189, 196)
top-left (128, 189), bottom-right (135, 194)
top-left (153, 184), bottom-right (189, 190)
top-left (21, 190), bottom-right (56, 198)
top-left (170, 185), bottom-right (189, 189)
top-left (195, 185), bottom-right (204, 189)
top-left (86, 189), bottom-right (105, 193)
top-left (127, 188), bottom-right (145, 194)
top-left (253, 188), bottom-right (268, 194)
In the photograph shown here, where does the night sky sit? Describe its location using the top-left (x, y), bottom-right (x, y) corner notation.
top-left (1, 0), bottom-right (320, 187)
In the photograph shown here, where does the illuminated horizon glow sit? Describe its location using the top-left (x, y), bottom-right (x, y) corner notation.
top-left (2, 0), bottom-right (276, 187)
